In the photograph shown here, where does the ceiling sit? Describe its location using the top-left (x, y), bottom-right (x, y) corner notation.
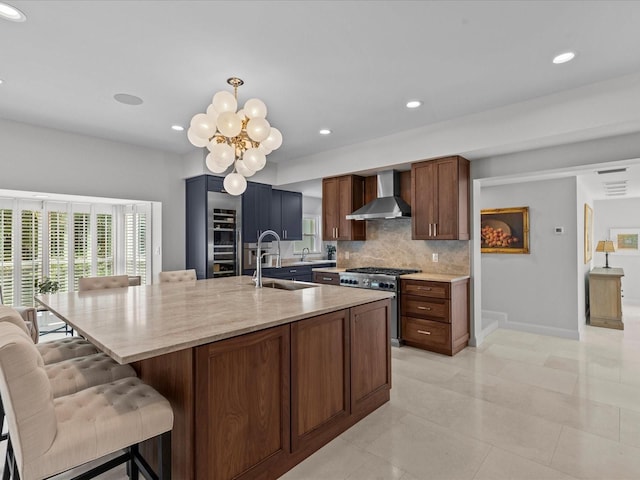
top-left (2, 1), bottom-right (640, 198)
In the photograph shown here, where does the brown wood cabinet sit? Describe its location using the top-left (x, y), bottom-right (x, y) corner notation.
top-left (322, 175), bottom-right (366, 241)
top-left (312, 271), bottom-right (340, 285)
top-left (185, 299), bottom-right (391, 479)
top-left (291, 309), bottom-right (350, 452)
top-left (401, 278), bottom-right (469, 356)
top-left (411, 156), bottom-right (469, 240)
top-left (195, 325), bottom-right (291, 480)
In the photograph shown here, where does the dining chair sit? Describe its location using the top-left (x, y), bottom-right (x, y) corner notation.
top-left (0, 322), bottom-right (173, 480)
top-left (158, 269), bottom-right (197, 283)
top-left (78, 274), bottom-right (130, 292)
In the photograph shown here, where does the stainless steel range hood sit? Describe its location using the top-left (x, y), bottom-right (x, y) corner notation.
top-left (346, 170), bottom-right (411, 220)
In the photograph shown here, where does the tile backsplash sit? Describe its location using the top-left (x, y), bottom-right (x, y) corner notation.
top-left (338, 218), bottom-right (470, 275)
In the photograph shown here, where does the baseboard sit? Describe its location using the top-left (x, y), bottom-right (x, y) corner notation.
top-left (481, 310), bottom-right (580, 340)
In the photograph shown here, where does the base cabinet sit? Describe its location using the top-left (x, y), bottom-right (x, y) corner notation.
top-left (192, 299), bottom-right (390, 479)
top-left (195, 325), bottom-right (291, 480)
top-left (401, 278), bottom-right (469, 356)
top-left (312, 271), bottom-right (340, 285)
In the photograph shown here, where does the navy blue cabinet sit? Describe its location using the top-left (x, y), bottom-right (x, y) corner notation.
top-left (271, 189), bottom-right (303, 241)
top-left (242, 181), bottom-right (272, 243)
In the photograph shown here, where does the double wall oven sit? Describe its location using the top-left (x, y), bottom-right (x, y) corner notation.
top-left (338, 267), bottom-right (420, 346)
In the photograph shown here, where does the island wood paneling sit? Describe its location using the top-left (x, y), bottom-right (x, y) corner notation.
top-left (291, 309), bottom-right (350, 452)
top-left (195, 325), bottom-right (291, 480)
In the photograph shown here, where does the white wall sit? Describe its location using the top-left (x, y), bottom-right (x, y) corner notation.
top-left (481, 177), bottom-right (580, 339)
top-left (593, 197), bottom-right (640, 303)
top-left (0, 119), bottom-right (186, 271)
top-left (576, 178), bottom-right (596, 334)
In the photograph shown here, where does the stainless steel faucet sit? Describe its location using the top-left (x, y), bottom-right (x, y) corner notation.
top-left (301, 247), bottom-right (310, 262)
top-left (254, 230), bottom-right (282, 287)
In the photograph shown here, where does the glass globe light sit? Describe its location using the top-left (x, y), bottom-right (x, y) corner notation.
top-left (246, 118), bottom-right (271, 142)
top-left (243, 148), bottom-right (266, 171)
top-left (187, 127), bottom-right (209, 147)
top-left (206, 104), bottom-right (220, 123)
top-left (217, 111), bottom-right (242, 138)
top-left (236, 109), bottom-right (246, 121)
top-left (257, 143), bottom-right (272, 155)
top-left (190, 113), bottom-right (216, 140)
top-left (209, 142), bottom-right (235, 168)
top-left (235, 159), bottom-right (256, 177)
top-left (212, 90), bottom-right (237, 113)
top-left (205, 153), bottom-right (228, 173)
top-left (262, 127), bottom-right (282, 151)
top-left (224, 172), bottom-right (247, 196)
top-left (244, 98), bottom-right (267, 119)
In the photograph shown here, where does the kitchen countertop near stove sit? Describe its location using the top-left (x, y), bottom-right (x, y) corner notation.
top-left (401, 272), bottom-right (470, 283)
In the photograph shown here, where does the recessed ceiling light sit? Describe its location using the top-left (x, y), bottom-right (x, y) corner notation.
top-left (0, 79), bottom-right (3, 85)
top-left (552, 51), bottom-right (575, 64)
top-left (0, 2), bottom-right (26, 22)
top-left (171, 125), bottom-right (184, 132)
top-left (114, 93), bottom-right (144, 106)
top-left (406, 100), bottom-right (422, 109)
top-left (319, 129), bottom-right (332, 135)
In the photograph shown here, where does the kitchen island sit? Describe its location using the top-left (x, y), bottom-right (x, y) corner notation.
top-left (36, 276), bottom-right (393, 480)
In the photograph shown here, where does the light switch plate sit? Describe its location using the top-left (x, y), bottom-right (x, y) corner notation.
top-left (432, 253), bottom-right (439, 262)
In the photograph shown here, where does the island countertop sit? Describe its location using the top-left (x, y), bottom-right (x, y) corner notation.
top-left (36, 276), bottom-right (393, 364)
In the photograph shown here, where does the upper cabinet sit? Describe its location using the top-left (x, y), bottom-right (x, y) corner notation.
top-left (411, 156), bottom-right (469, 240)
top-left (242, 181), bottom-right (273, 243)
top-left (271, 189), bottom-right (303, 241)
top-left (322, 175), bottom-right (366, 241)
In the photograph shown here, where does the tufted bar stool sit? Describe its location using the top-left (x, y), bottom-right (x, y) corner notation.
top-left (78, 274), bottom-right (129, 291)
top-left (0, 322), bottom-right (173, 480)
top-left (158, 269), bottom-right (197, 283)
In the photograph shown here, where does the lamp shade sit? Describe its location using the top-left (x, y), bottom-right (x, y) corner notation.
top-left (595, 240), bottom-right (615, 253)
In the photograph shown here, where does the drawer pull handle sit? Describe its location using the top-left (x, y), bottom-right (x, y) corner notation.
top-left (417, 306), bottom-right (431, 311)
top-left (322, 277), bottom-right (333, 281)
top-left (418, 287), bottom-right (432, 291)
top-left (417, 330), bottom-right (431, 335)
top-left (290, 269), bottom-right (297, 273)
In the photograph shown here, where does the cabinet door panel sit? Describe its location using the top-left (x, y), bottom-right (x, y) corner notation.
top-left (350, 300), bottom-right (391, 415)
top-left (322, 178), bottom-right (338, 240)
top-left (271, 189), bottom-right (283, 238)
top-left (195, 326), bottom-right (290, 480)
top-left (291, 310), bottom-right (350, 451)
top-left (282, 190), bottom-right (302, 240)
top-left (434, 158), bottom-right (458, 239)
top-left (411, 162), bottom-right (435, 239)
top-left (402, 316), bottom-right (451, 352)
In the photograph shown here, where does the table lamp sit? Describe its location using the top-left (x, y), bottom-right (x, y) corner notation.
top-left (595, 240), bottom-right (615, 268)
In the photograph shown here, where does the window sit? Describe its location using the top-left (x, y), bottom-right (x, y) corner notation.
top-left (294, 215), bottom-right (321, 253)
top-left (0, 198), bottom-right (151, 307)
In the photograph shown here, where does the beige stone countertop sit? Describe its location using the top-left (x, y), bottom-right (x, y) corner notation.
top-left (400, 272), bottom-right (470, 283)
top-left (36, 276), bottom-right (392, 364)
top-left (311, 267), bottom-right (345, 273)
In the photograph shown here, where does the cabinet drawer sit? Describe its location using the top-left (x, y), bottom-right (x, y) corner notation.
top-left (401, 279), bottom-right (449, 299)
top-left (402, 317), bottom-right (451, 350)
top-left (312, 271), bottom-right (340, 285)
top-left (402, 296), bottom-right (449, 323)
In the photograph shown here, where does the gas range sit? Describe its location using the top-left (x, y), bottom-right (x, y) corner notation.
top-left (339, 267), bottom-right (421, 292)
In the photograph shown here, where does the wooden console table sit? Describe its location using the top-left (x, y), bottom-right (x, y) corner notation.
top-left (589, 267), bottom-right (624, 330)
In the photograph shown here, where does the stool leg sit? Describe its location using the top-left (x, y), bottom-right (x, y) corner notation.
top-left (128, 445), bottom-right (139, 480)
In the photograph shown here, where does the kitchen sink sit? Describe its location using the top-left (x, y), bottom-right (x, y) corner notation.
top-left (259, 280), bottom-right (318, 291)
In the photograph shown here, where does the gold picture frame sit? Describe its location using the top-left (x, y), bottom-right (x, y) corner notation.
top-left (481, 206), bottom-right (530, 254)
top-left (584, 204), bottom-right (593, 263)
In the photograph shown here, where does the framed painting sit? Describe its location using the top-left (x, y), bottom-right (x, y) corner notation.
top-left (481, 206), bottom-right (530, 254)
top-left (584, 204), bottom-right (593, 263)
top-left (610, 228), bottom-right (640, 256)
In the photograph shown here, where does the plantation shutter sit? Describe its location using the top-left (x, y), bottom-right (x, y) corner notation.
top-left (96, 213), bottom-right (114, 276)
top-left (47, 210), bottom-right (69, 293)
top-left (0, 207), bottom-right (14, 305)
top-left (73, 211), bottom-right (91, 290)
top-left (124, 205), bottom-right (149, 285)
top-left (20, 209), bottom-right (43, 307)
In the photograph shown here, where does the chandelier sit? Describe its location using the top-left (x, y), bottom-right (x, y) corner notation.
top-left (187, 77), bottom-right (283, 195)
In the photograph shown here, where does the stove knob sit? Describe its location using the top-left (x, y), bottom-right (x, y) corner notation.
top-left (352, 279), bottom-right (358, 285)
top-left (389, 283), bottom-right (395, 289)
top-left (380, 282), bottom-right (388, 289)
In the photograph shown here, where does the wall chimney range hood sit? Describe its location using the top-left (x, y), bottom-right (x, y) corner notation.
top-left (346, 170), bottom-right (411, 220)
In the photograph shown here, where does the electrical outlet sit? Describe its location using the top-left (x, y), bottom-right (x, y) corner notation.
top-left (344, 251), bottom-right (349, 260)
top-left (432, 253), bottom-right (439, 262)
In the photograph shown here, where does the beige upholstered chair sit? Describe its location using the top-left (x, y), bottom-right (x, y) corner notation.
top-left (0, 322), bottom-right (173, 480)
top-left (159, 269), bottom-right (197, 283)
top-left (0, 287), bottom-right (38, 343)
top-left (78, 274), bottom-right (129, 292)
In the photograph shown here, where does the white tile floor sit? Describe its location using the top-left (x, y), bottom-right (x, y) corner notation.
top-left (3, 304), bottom-right (640, 479)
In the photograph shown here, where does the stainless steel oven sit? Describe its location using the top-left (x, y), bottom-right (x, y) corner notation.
top-left (338, 267), bottom-right (420, 347)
